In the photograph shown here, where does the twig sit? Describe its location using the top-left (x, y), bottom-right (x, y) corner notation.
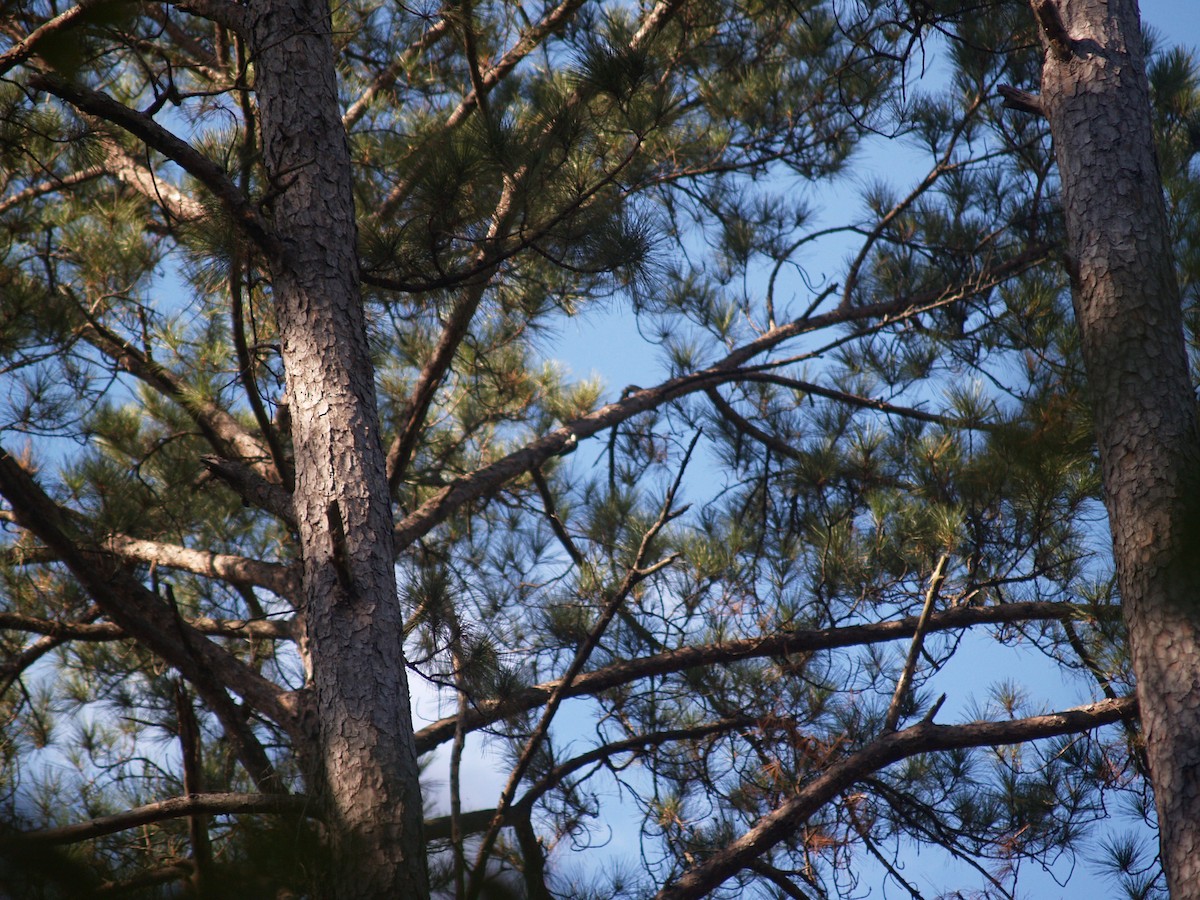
top-left (885, 555), bottom-right (949, 732)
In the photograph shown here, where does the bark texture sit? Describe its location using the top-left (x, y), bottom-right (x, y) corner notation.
top-left (247, 0), bottom-right (428, 896)
top-left (1034, 0), bottom-right (1200, 893)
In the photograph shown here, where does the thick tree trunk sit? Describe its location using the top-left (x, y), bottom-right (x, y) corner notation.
top-left (1034, 0), bottom-right (1200, 894)
top-left (247, 1), bottom-right (429, 896)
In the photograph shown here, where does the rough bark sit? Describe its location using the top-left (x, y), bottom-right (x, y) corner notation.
top-left (1034, 1), bottom-right (1200, 893)
top-left (246, 0), bottom-right (428, 896)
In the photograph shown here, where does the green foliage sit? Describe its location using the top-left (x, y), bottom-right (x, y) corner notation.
top-left (0, 0), bottom-right (1192, 897)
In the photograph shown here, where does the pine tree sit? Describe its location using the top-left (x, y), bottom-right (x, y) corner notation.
top-left (0, 0), bottom-right (1192, 897)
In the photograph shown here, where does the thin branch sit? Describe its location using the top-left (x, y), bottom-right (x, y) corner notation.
top-left (0, 610), bottom-right (294, 642)
top-left (230, 251), bottom-right (293, 489)
top-left (413, 600), bottom-right (1106, 753)
top-left (840, 91), bottom-right (988, 309)
top-left (0, 166), bottom-right (104, 215)
top-left (342, 12), bottom-right (453, 129)
top-left (387, 276), bottom-right (493, 492)
top-left (73, 312), bottom-right (280, 485)
top-left (746, 861), bottom-right (815, 900)
top-left (530, 467), bottom-right (584, 566)
top-left (884, 555), bottom-right (949, 731)
top-left (2, 793), bottom-right (316, 846)
top-left (373, 0), bottom-right (596, 220)
top-left (706, 387), bottom-right (805, 462)
top-left (174, 682), bottom-right (212, 891)
top-left (653, 696), bottom-right (1136, 900)
top-left (740, 373), bottom-right (996, 432)
top-left (517, 718), bottom-right (756, 810)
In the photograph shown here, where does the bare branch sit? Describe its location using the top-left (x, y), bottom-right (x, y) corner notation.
top-left (95, 135), bottom-right (206, 221)
top-left (884, 555), bottom-right (949, 732)
top-left (104, 534), bottom-right (299, 598)
top-left (0, 610), bottom-right (294, 642)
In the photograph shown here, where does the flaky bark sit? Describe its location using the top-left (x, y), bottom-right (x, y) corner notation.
top-left (1033, 0), bottom-right (1200, 893)
top-left (246, 0), bottom-right (427, 895)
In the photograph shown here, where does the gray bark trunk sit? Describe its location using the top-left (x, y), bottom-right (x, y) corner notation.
top-left (1034, 0), bottom-right (1200, 894)
top-left (247, 1), bottom-right (429, 896)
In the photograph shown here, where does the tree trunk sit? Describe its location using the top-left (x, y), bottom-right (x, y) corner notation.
top-left (1034, 0), bottom-right (1200, 893)
top-left (247, 0), bottom-right (429, 896)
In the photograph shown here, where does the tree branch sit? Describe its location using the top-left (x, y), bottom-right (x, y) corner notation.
top-left (199, 456), bottom-right (296, 527)
top-left (653, 696), bottom-right (1136, 900)
top-left (103, 533), bottom-right (299, 598)
top-left (884, 555), bottom-right (948, 731)
top-left (413, 600), bottom-right (1097, 753)
top-left (0, 0), bottom-right (107, 77)
top-left (0, 166), bottom-right (104, 216)
top-left (0, 448), bottom-right (299, 734)
top-left (467, 439), bottom-right (695, 895)
top-left (70, 307), bottom-right (281, 486)
top-left (0, 610), bottom-right (294, 642)
top-left (2, 793), bottom-right (316, 846)
top-left (342, 11), bottom-right (453, 129)
top-left (28, 72), bottom-right (279, 258)
top-left (391, 250), bottom-right (1046, 553)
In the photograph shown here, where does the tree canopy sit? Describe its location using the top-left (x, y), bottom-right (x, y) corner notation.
top-left (0, 0), bottom-right (1196, 897)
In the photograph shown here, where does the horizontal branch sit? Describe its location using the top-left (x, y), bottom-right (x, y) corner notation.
top-left (0, 610), bottom-right (294, 642)
top-left (0, 166), bottom-right (104, 215)
top-left (104, 534), bottom-right (299, 598)
top-left (6, 791), bottom-right (507, 848)
top-left (654, 696), bottom-right (1136, 900)
top-left (413, 600), bottom-right (1091, 752)
top-left (2, 793), bottom-right (316, 846)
